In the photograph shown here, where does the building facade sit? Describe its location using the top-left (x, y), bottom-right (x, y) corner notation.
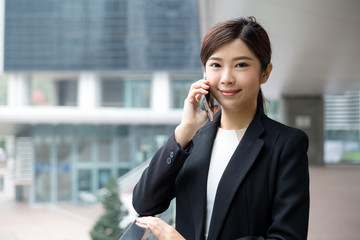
top-left (0, 0), bottom-right (202, 204)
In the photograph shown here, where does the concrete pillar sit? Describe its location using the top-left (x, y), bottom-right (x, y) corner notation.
top-left (7, 73), bottom-right (30, 107)
top-left (151, 72), bottom-right (170, 111)
top-left (281, 95), bottom-right (324, 165)
top-left (78, 72), bottom-right (100, 109)
top-left (4, 136), bottom-right (15, 200)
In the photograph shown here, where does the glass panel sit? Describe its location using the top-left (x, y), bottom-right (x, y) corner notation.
top-left (0, 176), bottom-right (3, 191)
top-left (98, 138), bottom-right (111, 162)
top-left (4, 0), bottom-right (128, 70)
top-left (123, 80), bottom-right (150, 108)
top-left (56, 79), bottom-right (77, 106)
top-left (78, 169), bottom-right (92, 192)
top-left (31, 77), bottom-right (77, 106)
top-left (131, 125), bottom-right (175, 164)
top-left (118, 137), bottom-right (130, 163)
top-left (101, 79), bottom-right (123, 107)
top-left (98, 169), bottom-right (111, 189)
top-left (266, 99), bottom-right (280, 121)
top-left (0, 74), bottom-right (7, 105)
top-left (118, 168), bottom-right (129, 178)
top-left (34, 137), bottom-right (51, 202)
top-left (57, 136), bottom-right (72, 201)
top-left (78, 138), bottom-right (92, 162)
top-left (324, 91), bottom-right (360, 163)
top-left (101, 79), bottom-right (150, 108)
top-left (31, 77), bottom-right (55, 106)
top-left (117, 126), bottom-right (130, 162)
top-left (171, 80), bottom-right (193, 108)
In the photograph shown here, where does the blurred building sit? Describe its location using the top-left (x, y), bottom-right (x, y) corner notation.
top-left (324, 91), bottom-right (360, 163)
top-left (1, 0), bottom-right (359, 205)
top-left (0, 0), bottom-right (202, 204)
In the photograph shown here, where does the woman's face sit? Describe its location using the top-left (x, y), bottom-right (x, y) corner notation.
top-left (205, 38), bottom-right (270, 112)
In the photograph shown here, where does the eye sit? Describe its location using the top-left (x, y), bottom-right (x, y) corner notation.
top-left (235, 62), bottom-right (249, 68)
top-left (209, 63), bottom-right (221, 68)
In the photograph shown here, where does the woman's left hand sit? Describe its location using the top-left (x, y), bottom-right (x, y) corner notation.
top-left (136, 217), bottom-right (185, 240)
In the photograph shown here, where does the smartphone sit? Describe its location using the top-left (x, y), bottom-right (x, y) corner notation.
top-left (119, 221), bottom-right (149, 240)
top-left (202, 72), bottom-right (214, 122)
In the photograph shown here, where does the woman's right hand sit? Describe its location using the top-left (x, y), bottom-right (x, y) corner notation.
top-left (174, 79), bottom-right (215, 149)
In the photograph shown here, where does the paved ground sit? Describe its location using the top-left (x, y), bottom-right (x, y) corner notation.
top-left (0, 198), bottom-right (100, 240)
top-left (0, 164), bottom-right (359, 240)
top-left (308, 165), bottom-right (360, 240)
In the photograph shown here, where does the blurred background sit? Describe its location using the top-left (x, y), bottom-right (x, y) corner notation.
top-left (0, 0), bottom-right (359, 239)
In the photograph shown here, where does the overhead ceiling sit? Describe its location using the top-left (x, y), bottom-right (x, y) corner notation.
top-left (202, 0), bottom-right (360, 99)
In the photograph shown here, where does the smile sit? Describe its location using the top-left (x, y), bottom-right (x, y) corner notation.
top-left (220, 89), bottom-right (240, 96)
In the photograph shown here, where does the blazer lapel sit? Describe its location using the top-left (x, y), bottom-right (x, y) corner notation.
top-left (207, 109), bottom-right (265, 240)
top-left (184, 113), bottom-right (221, 240)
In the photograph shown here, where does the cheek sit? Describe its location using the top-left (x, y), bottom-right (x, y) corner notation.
top-left (207, 75), bottom-right (219, 88)
top-left (239, 71), bottom-right (262, 88)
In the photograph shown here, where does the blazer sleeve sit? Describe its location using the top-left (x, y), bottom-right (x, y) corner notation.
top-left (132, 132), bottom-right (193, 216)
top-left (266, 129), bottom-right (310, 240)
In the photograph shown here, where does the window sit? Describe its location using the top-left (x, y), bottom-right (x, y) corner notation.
top-left (117, 126), bottom-right (130, 162)
top-left (0, 75), bottom-right (7, 105)
top-left (265, 99), bottom-right (280, 121)
top-left (78, 169), bottom-right (92, 192)
top-left (56, 136), bottom-right (72, 201)
top-left (131, 125), bottom-right (175, 164)
top-left (77, 138), bottom-right (92, 162)
top-left (34, 137), bottom-right (51, 202)
top-left (31, 78), bottom-right (54, 106)
top-left (98, 138), bottom-right (111, 162)
top-left (324, 91), bottom-right (360, 163)
top-left (98, 169), bottom-right (111, 189)
top-left (101, 78), bottom-right (151, 108)
top-left (56, 80), bottom-right (77, 106)
top-left (31, 77), bottom-right (77, 106)
top-left (171, 79), bottom-right (193, 108)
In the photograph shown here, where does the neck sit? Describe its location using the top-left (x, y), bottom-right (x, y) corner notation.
top-left (220, 105), bottom-right (257, 130)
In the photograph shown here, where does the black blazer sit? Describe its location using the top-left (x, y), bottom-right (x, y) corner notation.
top-left (133, 108), bottom-right (310, 240)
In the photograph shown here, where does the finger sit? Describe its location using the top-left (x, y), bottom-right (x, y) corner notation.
top-left (138, 218), bottom-right (165, 239)
top-left (136, 217), bottom-right (152, 227)
top-left (187, 88), bottom-right (208, 101)
top-left (135, 221), bottom-right (148, 228)
top-left (191, 80), bottom-right (210, 90)
top-left (137, 217), bottom-right (164, 229)
top-left (147, 223), bottom-right (163, 239)
top-left (195, 93), bottom-right (203, 102)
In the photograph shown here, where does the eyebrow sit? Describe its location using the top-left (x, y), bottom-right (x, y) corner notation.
top-left (208, 56), bottom-right (254, 61)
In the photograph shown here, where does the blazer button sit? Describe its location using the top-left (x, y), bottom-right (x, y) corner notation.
top-left (170, 151), bottom-right (175, 159)
top-left (167, 157), bottom-right (172, 165)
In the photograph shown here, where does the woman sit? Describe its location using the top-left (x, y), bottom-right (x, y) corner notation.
top-left (133, 17), bottom-right (309, 240)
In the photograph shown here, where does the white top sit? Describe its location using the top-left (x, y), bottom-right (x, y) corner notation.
top-left (205, 127), bottom-right (246, 238)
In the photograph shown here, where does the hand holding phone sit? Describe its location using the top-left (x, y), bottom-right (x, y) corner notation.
top-left (202, 72), bottom-right (214, 122)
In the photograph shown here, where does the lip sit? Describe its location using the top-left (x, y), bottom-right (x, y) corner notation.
top-left (220, 89), bottom-right (241, 96)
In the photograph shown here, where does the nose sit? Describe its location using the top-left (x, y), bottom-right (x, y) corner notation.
top-left (220, 68), bottom-right (234, 85)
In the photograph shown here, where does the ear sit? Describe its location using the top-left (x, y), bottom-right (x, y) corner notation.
top-left (261, 63), bottom-right (273, 84)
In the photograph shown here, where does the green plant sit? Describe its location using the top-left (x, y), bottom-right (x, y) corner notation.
top-left (90, 176), bottom-right (129, 240)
